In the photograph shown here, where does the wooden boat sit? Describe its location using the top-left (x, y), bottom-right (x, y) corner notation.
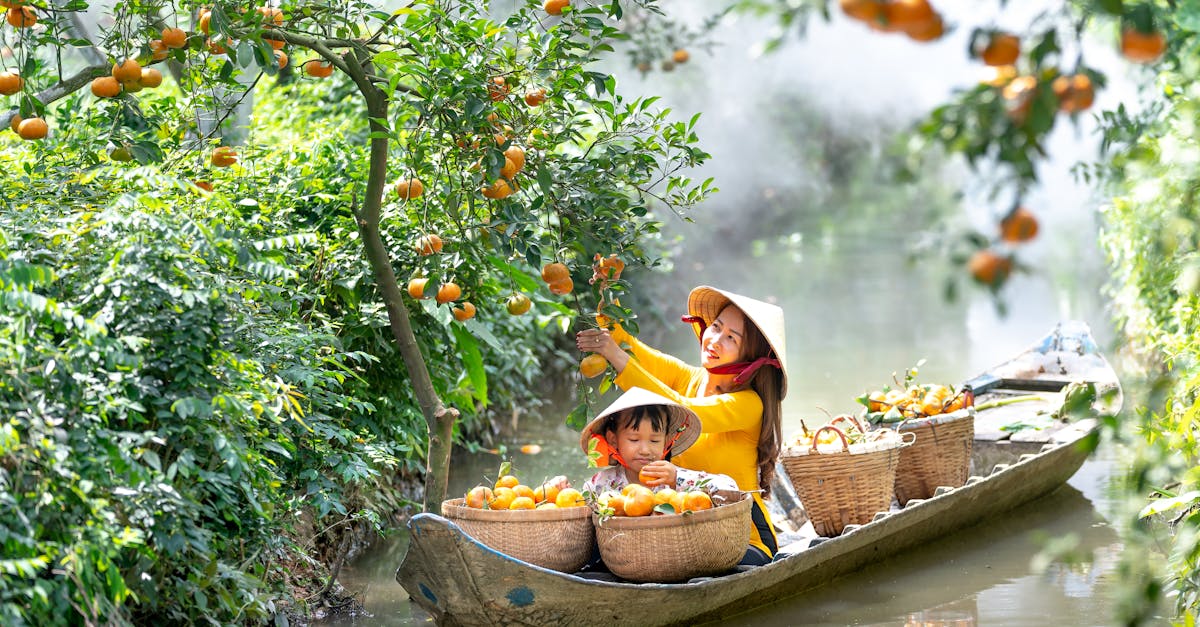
top-left (395, 321), bottom-right (1122, 626)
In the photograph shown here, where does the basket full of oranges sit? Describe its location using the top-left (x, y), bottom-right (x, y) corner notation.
top-left (442, 470), bottom-right (593, 573)
top-left (590, 484), bottom-right (752, 583)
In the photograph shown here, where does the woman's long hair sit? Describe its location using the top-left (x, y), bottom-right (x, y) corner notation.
top-left (729, 309), bottom-right (784, 498)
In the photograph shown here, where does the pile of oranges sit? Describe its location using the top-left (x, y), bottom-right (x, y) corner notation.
top-left (463, 474), bottom-right (586, 511)
top-left (594, 483), bottom-right (713, 518)
top-left (859, 382), bottom-right (971, 424)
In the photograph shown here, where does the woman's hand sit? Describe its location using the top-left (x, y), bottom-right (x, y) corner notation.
top-left (637, 461), bottom-right (678, 488)
top-left (575, 328), bottom-right (629, 372)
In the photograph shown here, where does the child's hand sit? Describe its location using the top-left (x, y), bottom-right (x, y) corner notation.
top-left (545, 475), bottom-right (571, 490)
top-left (637, 461), bottom-right (677, 488)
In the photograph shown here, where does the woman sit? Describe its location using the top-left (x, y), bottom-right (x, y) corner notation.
top-left (576, 286), bottom-right (787, 565)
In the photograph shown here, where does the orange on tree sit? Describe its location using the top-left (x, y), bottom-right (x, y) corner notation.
top-left (544, 0), bottom-right (569, 16)
top-left (435, 282), bottom-right (462, 304)
top-left (265, 36), bottom-right (286, 50)
top-left (6, 6), bottom-right (36, 28)
top-left (416, 233), bottom-right (443, 255)
top-left (17, 117), bottom-right (47, 140)
top-left (207, 39), bottom-right (228, 55)
top-left (672, 49), bottom-right (690, 64)
top-left (882, 0), bottom-right (933, 33)
top-left (482, 178), bottom-right (517, 200)
top-left (506, 293), bottom-right (532, 315)
top-left (211, 146), bottom-right (238, 167)
top-left (500, 156), bottom-right (519, 179)
top-left (904, 14), bottom-right (943, 42)
top-left (524, 88), bottom-right (546, 106)
top-left (1052, 73), bottom-right (1095, 113)
top-left (8, 113), bottom-right (20, 133)
top-left (140, 68), bottom-right (163, 89)
top-left (541, 262), bottom-right (569, 283)
top-left (504, 145), bottom-right (526, 171)
top-left (273, 50), bottom-right (289, 69)
top-left (258, 5), bottom-right (284, 26)
top-left (395, 177), bottom-right (424, 200)
top-left (465, 485), bottom-right (494, 509)
top-left (161, 26), bottom-right (187, 48)
top-left (406, 277), bottom-right (430, 299)
top-left (198, 10), bottom-right (212, 34)
top-left (303, 59), bottom-right (334, 78)
top-left (509, 496), bottom-right (536, 510)
top-left (487, 76), bottom-right (508, 102)
top-left (554, 488), bottom-right (585, 508)
top-left (548, 277), bottom-right (573, 295)
top-left (839, 0), bottom-right (881, 23)
top-left (489, 486), bottom-right (516, 510)
top-left (1001, 75), bottom-right (1037, 123)
top-left (579, 354), bottom-right (607, 378)
top-left (1120, 27), bottom-right (1166, 64)
top-left (967, 249), bottom-right (1012, 286)
top-left (1000, 206), bottom-right (1039, 243)
top-left (193, 180), bottom-right (214, 192)
top-left (452, 302), bottom-right (476, 322)
top-left (112, 58), bottom-right (142, 83)
top-left (596, 253), bottom-right (625, 280)
top-left (980, 32), bottom-right (1020, 66)
top-left (0, 70), bottom-right (22, 95)
top-left (149, 40), bottom-right (169, 61)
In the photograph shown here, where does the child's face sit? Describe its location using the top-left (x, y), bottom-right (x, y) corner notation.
top-left (606, 420), bottom-right (666, 474)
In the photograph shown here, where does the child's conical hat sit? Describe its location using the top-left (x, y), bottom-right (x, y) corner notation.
top-left (578, 387), bottom-right (702, 466)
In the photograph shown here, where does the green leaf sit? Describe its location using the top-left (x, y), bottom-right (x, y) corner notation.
top-left (452, 324), bottom-right (488, 406)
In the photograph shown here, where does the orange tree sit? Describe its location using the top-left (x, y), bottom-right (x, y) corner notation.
top-left (0, 0), bottom-right (711, 622)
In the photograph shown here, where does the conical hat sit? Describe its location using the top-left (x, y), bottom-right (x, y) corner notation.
top-left (578, 387), bottom-right (702, 465)
top-left (686, 286), bottom-right (789, 398)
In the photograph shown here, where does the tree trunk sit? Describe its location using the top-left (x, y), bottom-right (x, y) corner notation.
top-left (345, 50), bottom-right (454, 513)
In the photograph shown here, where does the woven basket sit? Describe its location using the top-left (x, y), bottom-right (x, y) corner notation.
top-left (780, 425), bottom-right (911, 537)
top-left (893, 410), bottom-right (975, 505)
top-left (593, 491), bottom-right (752, 583)
top-left (441, 498), bottom-right (594, 573)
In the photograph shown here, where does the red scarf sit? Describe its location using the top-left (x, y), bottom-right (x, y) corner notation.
top-left (682, 314), bottom-right (782, 385)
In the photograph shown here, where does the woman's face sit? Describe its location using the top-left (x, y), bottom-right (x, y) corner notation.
top-left (700, 306), bottom-right (746, 369)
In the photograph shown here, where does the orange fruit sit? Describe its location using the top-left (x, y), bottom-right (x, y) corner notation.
top-left (839, 0), bottom-right (881, 22)
top-left (1053, 73), bottom-right (1095, 113)
top-left (488, 76), bottom-right (508, 102)
top-left (1001, 75), bottom-right (1038, 123)
top-left (8, 113), bottom-right (20, 134)
top-left (207, 38), bottom-right (228, 55)
top-left (1121, 27), bottom-right (1166, 64)
top-left (669, 491), bottom-right (686, 514)
top-left (509, 496), bottom-right (536, 510)
top-left (532, 482), bottom-right (560, 504)
top-left (161, 27), bottom-right (187, 49)
top-left (258, 5), bottom-right (284, 26)
top-left (683, 490), bottom-right (713, 512)
top-left (16, 117), bottom-right (47, 140)
top-left (198, 11), bottom-right (212, 34)
top-left (6, 6), bottom-right (36, 28)
top-left (672, 49), bottom-right (690, 64)
top-left (465, 485), bottom-right (493, 508)
top-left (482, 177), bottom-right (517, 200)
top-left (513, 484), bottom-right (535, 500)
top-left (579, 354), bottom-right (607, 378)
top-left (489, 486), bottom-right (516, 510)
top-left (608, 494), bottom-right (627, 516)
top-left (89, 76), bottom-right (121, 98)
top-left (140, 68), bottom-right (163, 89)
top-left (112, 58), bottom-right (142, 83)
top-left (416, 233), bottom-right (443, 255)
top-left (653, 488), bottom-right (678, 506)
top-left (304, 59), bottom-right (334, 78)
top-left (395, 178), bottom-right (424, 200)
top-left (406, 277), bottom-right (429, 299)
top-left (623, 491), bottom-right (654, 517)
top-left (882, 0), bottom-right (932, 31)
top-left (904, 14), bottom-right (943, 42)
top-left (452, 302), bottom-right (477, 322)
top-left (1000, 207), bottom-right (1039, 243)
top-left (0, 71), bottom-right (20, 95)
top-left (524, 88), bottom-right (546, 106)
top-left (967, 249), bottom-right (1012, 286)
top-left (981, 32), bottom-right (1020, 67)
top-left (541, 262), bottom-right (569, 283)
top-left (435, 282), bottom-right (462, 304)
top-left (504, 145), bottom-right (526, 171)
top-left (495, 474), bottom-right (520, 489)
top-left (149, 40), bottom-right (169, 61)
top-left (544, 0), bottom-right (570, 16)
top-left (555, 488), bottom-right (585, 508)
top-left (621, 483), bottom-right (652, 498)
top-left (597, 254), bottom-right (625, 280)
top-left (265, 36), bottom-right (285, 50)
top-left (506, 293), bottom-right (531, 315)
top-left (548, 277), bottom-right (573, 295)
top-left (273, 50), bottom-right (289, 70)
top-left (536, 502), bottom-right (558, 510)
top-left (500, 156), bottom-right (519, 180)
top-left (194, 180), bottom-right (214, 192)
top-left (211, 146), bottom-right (238, 167)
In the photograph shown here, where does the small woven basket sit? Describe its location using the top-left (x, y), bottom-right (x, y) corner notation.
top-left (780, 422), bottom-right (911, 537)
top-left (593, 491), bottom-right (752, 583)
top-left (441, 498), bottom-right (594, 573)
top-left (893, 410), bottom-right (975, 505)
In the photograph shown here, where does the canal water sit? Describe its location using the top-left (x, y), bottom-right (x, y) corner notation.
top-left (319, 1), bottom-right (1156, 623)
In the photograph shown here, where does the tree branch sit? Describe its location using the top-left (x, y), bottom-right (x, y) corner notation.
top-left (0, 62), bottom-right (109, 129)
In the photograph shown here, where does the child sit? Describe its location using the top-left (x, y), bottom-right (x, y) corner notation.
top-left (580, 387), bottom-right (738, 495)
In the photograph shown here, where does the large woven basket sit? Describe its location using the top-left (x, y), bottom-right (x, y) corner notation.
top-left (593, 491), bottom-right (752, 583)
top-left (441, 498), bottom-right (594, 573)
top-left (780, 424), bottom-right (911, 537)
top-left (893, 410), bottom-right (974, 505)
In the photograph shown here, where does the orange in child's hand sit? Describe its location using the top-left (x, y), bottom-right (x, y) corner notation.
top-left (495, 474), bottom-right (519, 489)
top-left (638, 468), bottom-right (656, 486)
top-left (465, 486), bottom-right (493, 509)
top-left (623, 491), bottom-right (655, 517)
top-left (555, 488), bottom-right (585, 508)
